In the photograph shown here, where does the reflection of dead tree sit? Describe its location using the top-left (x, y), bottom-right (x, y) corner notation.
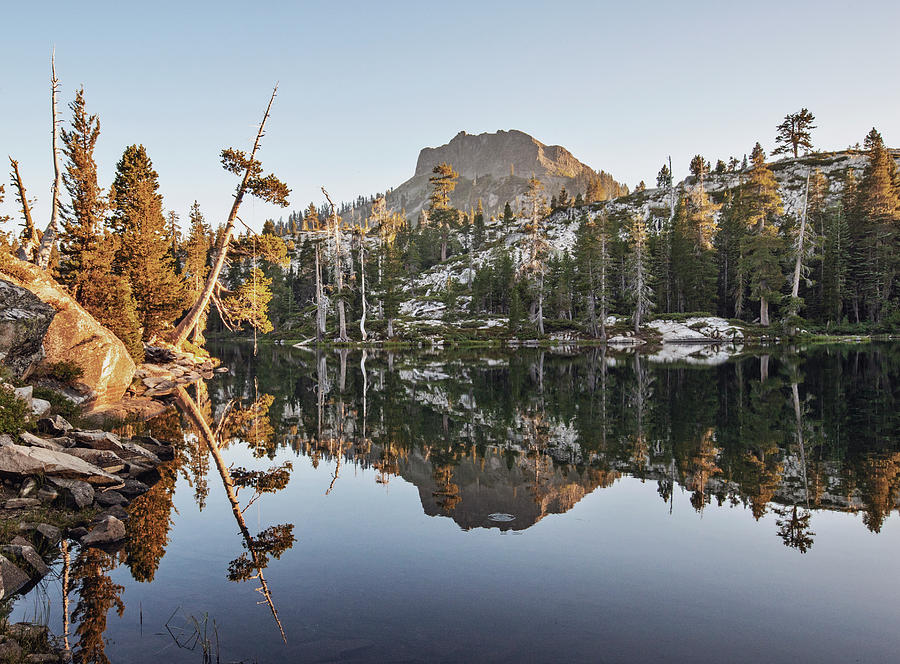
top-left (175, 387), bottom-right (290, 643)
top-left (61, 539), bottom-right (71, 658)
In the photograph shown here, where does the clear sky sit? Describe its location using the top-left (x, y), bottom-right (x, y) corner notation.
top-left (1, 0), bottom-right (898, 231)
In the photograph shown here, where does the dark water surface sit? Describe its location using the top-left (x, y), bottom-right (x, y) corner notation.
top-left (12, 343), bottom-right (900, 663)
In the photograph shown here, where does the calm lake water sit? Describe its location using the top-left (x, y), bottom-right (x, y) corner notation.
top-left (11, 343), bottom-right (900, 663)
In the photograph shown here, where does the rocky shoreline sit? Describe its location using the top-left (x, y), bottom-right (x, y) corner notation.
top-left (0, 343), bottom-right (224, 662)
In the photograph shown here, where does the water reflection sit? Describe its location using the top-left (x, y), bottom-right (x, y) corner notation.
top-left (26, 343), bottom-right (900, 662)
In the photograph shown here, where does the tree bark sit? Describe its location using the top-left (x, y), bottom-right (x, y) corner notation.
top-left (170, 86), bottom-right (278, 348)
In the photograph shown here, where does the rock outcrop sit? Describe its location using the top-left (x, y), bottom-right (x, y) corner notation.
top-left (0, 257), bottom-right (135, 407)
top-left (0, 279), bottom-right (55, 376)
top-left (376, 129), bottom-right (619, 218)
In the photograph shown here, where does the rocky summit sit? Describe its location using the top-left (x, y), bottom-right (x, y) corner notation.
top-left (381, 129), bottom-right (614, 218)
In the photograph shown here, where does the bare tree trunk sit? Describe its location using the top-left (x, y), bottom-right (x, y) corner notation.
top-left (36, 53), bottom-right (62, 269)
top-left (314, 242), bottom-right (326, 342)
top-left (791, 171), bottom-right (811, 301)
top-left (537, 271), bottom-right (545, 335)
top-left (9, 158), bottom-right (39, 261)
top-left (170, 86), bottom-right (278, 347)
top-left (358, 230), bottom-right (367, 341)
top-left (760, 294), bottom-right (769, 327)
top-left (322, 189), bottom-right (348, 342)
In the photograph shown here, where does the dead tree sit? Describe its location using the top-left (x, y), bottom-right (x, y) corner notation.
top-left (169, 85), bottom-right (289, 348)
top-left (322, 188), bottom-right (349, 342)
top-left (36, 52), bottom-right (62, 269)
top-left (8, 158), bottom-right (39, 261)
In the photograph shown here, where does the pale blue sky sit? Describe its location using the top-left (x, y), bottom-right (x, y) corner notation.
top-left (1, 0), bottom-right (897, 230)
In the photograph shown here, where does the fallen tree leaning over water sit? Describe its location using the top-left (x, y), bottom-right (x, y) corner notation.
top-left (169, 85), bottom-right (290, 348)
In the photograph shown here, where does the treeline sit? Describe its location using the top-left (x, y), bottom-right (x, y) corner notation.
top-left (251, 109), bottom-right (898, 340)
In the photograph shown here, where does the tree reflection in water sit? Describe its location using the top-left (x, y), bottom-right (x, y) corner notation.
top-left (175, 385), bottom-right (294, 642)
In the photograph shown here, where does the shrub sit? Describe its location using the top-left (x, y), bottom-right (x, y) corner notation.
top-left (0, 386), bottom-right (29, 435)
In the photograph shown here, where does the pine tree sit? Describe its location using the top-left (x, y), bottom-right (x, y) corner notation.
top-left (656, 163), bottom-right (672, 189)
top-left (112, 146), bottom-right (187, 338)
top-left (183, 201), bottom-right (211, 343)
top-left (428, 162), bottom-right (459, 262)
top-left (502, 201), bottom-right (515, 235)
top-left (220, 266), bottom-right (274, 334)
top-left (773, 109), bottom-right (816, 158)
top-left (856, 128), bottom-right (900, 322)
top-left (75, 232), bottom-right (144, 362)
top-left (58, 88), bottom-right (106, 290)
top-left (626, 214), bottom-right (653, 332)
top-left (740, 143), bottom-right (784, 326)
top-left (472, 199), bottom-right (485, 250)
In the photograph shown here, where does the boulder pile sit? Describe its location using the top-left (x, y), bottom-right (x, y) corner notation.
top-left (0, 415), bottom-right (174, 600)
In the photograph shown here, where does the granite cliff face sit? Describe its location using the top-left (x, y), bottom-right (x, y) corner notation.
top-left (384, 129), bottom-right (606, 218)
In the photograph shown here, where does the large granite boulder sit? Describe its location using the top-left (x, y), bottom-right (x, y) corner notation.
top-left (0, 444), bottom-right (120, 485)
top-left (0, 257), bottom-right (135, 407)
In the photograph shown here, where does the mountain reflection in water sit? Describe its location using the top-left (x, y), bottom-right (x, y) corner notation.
top-left (11, 343), bottom-right (900, 664)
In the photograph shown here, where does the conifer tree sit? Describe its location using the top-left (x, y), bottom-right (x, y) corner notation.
top-left (856, 128), bottom-right (900, 322)
top-left (773, 109), bottom-right (816, 158)
top-left (472, 199), bottom-right (485, 249)
top-left (75, 232), bottom-right (144, 361)
top-left (502, 201), bottom-right (515, 235)
top-left (112, 146), bottom-right (187, 338)
top-left (58, 88), bottom-right (106, 290)
top-left (219, 267), bottom-right (274, 334)
top-left (740, 143), bottom-right (784, 326)
top-left (183, 201), bottom-right (211, 343)
top-left (626, 214), bottom-right (653, 332)
top-left (428, 162), bottom-right (459, 262)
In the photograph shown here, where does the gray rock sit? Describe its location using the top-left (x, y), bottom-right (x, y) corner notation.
top-left (18, 523), bottom-right (61, 545)
top-left (30, 398), bottom-right (51, 417)
top-left (1, 544), bottom-right (50, 577)
top-left (4, 498), bottom-right (41, 509)
top-left (99, 505), bottom-right (128, 521)
top-left (36, 487), bottom-right (58, 502)
top-left (0, 278), bottom-right (55, 377)
top-left (0, 444), bottom-right (120, 485)
top-left (70, 429), bottom-right (123, 452)
top-left (63, 448), bottom-right (126, 473)
top-left (0, 554), bottom-right (30, 599)
top-left (118, 478), bottom-right (150, 497)
top-left (0, 637), bottom-right (22, 661)
top-left (0, 434), bottom-right (13, 447)
top-left (81, 515), bottom-right (125, 546)
top-left (120, 440), bottom-right (160, 464)
top-left (36, 415), bottom-right (73, 436)
top-left (7, 623), bottom-right (49, 643)
top-left (47, 477), bottom-right (95, 509)
top-left (18, 432), bottom-right (64, 452)
top-left (95, 490), bottom-right (127, 507)
top-left (67, 527), bottom-right (88, 539)
top-left (18, 477), bottom-right (37, 497)
top-left (13, 385), bottom-right (33, 406)
top-left (26, 654), bottom-right (60, 663)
